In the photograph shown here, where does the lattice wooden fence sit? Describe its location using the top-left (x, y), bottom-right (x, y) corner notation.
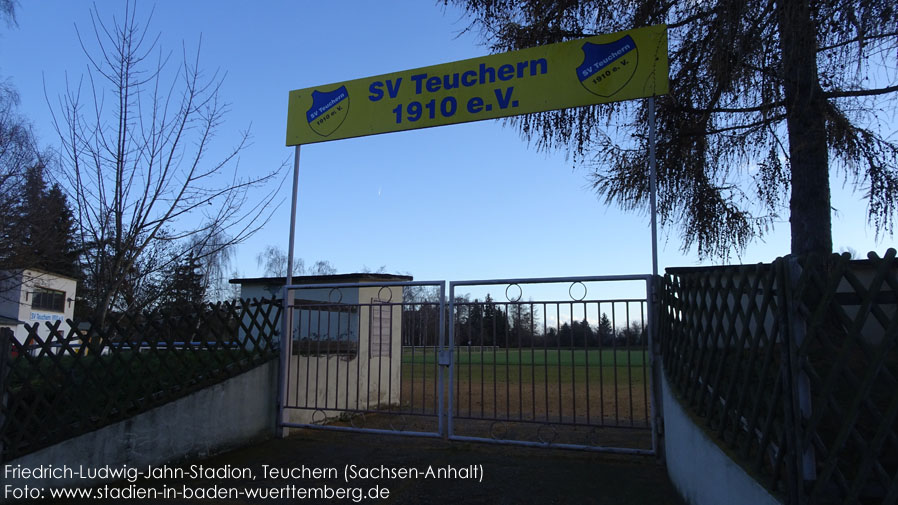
top-left (0, 298), bottom-right (281, 462)
top-left (662, 249), bottom-right (898, 505)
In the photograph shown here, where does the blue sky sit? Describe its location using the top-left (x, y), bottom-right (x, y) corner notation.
top-left (1, 1), bottom-right (893, 291)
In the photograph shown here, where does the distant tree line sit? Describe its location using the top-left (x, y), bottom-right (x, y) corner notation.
top-left (401, 292), bottom-right (647, 348)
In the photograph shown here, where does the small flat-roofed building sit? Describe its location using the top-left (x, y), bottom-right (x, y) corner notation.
top-left (229, 273), bottom-right (412, 426)
top-left (230, 273), bottom-right (412, 304)
top-left (0, 268), bottom-right (78, 345)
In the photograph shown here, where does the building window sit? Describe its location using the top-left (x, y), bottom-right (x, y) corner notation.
top-left (32, 287), bottom-right (66, 312)
top-left (291, 301), bottom-right (360, 355)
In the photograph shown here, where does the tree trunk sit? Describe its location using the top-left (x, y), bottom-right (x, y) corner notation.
top-left (778, 0), bottom-right (833, 256)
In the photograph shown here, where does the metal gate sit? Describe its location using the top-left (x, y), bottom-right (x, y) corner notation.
top-left (278, 275), bottom-right (657, 454)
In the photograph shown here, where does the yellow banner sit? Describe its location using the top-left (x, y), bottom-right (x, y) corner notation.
top-left (286, 25), bottom-right (667, 146)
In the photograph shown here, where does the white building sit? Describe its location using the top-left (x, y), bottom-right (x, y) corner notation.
top-left (229, 273), bottom-right (411, 426)
top-left (0, 268), bottom-right (78, 345)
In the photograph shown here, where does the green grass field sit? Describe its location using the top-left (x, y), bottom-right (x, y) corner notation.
top-left (398, 347), bottom-right (651, 423)
top-left (400, 347), bottom-right (649, 386)
top-left (401, 347), bottom-right (648, 367)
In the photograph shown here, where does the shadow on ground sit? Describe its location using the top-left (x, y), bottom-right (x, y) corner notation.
top-left (32, 428), bottom-right (685, 504)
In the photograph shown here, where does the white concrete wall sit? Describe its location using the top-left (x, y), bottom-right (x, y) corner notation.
top-left (1, 361), bottom-right (278, 501)
top-left (283, 352), bottom-right (400, 425)
top-left (661, 369), bottom-right (782, 505)
top-left (283, 288), bottom-right (403, 426)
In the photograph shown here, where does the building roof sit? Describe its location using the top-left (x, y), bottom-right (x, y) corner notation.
top-left (229, 273), bottom-right (413, 285)
top-left (2, 267), bottom-right (79, 282)
top-left (0, 315), bottom-right (25, 326)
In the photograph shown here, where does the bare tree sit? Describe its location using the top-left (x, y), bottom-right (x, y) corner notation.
top-left (0, 2), bottom-right (78, 297)
top-left (186, 229), bottom-right (235, 302)
top-left (256, 245), bottom-right (304, 277)
top-left (226, 269), bottom-right (243, 301)
top-left (50, 3), bottom-right (282, 324)
top-left (0, 85), bottom-right (35, 271)
top-left (308, 260), bottom-right (337, 275)
top-left (0, 84), bottom-right (61, 290)
top-left (0, 0), bottom-right (16, 28)
top-left (254, 244), bottom-right (337, 277)
top-left (0, 1), bottom-right (26, 262)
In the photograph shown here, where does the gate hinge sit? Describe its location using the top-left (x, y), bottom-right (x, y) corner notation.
top-left (438, 350), bottom-right (452, 366)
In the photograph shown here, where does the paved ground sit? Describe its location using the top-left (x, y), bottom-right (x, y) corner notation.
top-left (27, 428), bottom-right (684, 504)
top-left (127, 428), bottom-right (683, 504)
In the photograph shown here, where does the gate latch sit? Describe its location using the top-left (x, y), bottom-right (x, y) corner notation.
top-left (438, 350), bottom-right (452, 366)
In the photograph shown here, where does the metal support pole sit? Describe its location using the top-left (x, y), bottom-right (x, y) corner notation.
top-left (277, 145), bottom-right (301, 438)
top-left (647, 96), bottom-right (664, 459)
top-left (287, 145), bottom-right (301, 288)
top-left (648, 97), bottom-right (659, 279)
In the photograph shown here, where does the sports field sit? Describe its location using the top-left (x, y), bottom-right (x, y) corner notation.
top-left (403, 347), bottom-right (648, 367)
top-left (399, 347), bottom-right (651, 428)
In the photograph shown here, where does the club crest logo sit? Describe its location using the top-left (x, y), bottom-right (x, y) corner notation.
top-left (576, 35), bottom-right (638, 98)
top-left (306, 86), bottom-right (350, 137)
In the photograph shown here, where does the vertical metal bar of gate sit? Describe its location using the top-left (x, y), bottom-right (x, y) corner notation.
top-left (437, 282), bottom-right (446, 437)
top-left (447, 275), bottom-right (656, 455)
top-left (645, 276), bottom-right (659, 455)
top-left (278, 284), bottom-right (293, 438)
top-left (446, 290), bottom-right (456, 438)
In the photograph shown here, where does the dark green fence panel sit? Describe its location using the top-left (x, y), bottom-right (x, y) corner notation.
top-left (0, 298), bottom-right (281, 462)
top-left (662, 249), bottom-right (898, 505)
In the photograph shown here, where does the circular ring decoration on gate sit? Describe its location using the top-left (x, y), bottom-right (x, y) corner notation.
top-left (587, 426), bottom-right (602, 446)
top-left (350, 413), bottom-right (366, 429)
top-left (505, 283), bottom-right (523, 303)
top-left (490, 421), bottom-right (509, 440)
top-left (537, 424), bottom-right (558, 444)
top-left (569, 281), bottom-right (587, 301)
top-left (389, 415), bottom-right (409, 432)
top-left (328, 287), bottom-right (343, 304)
top-left (312, 409), bottom-right (327, 425)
